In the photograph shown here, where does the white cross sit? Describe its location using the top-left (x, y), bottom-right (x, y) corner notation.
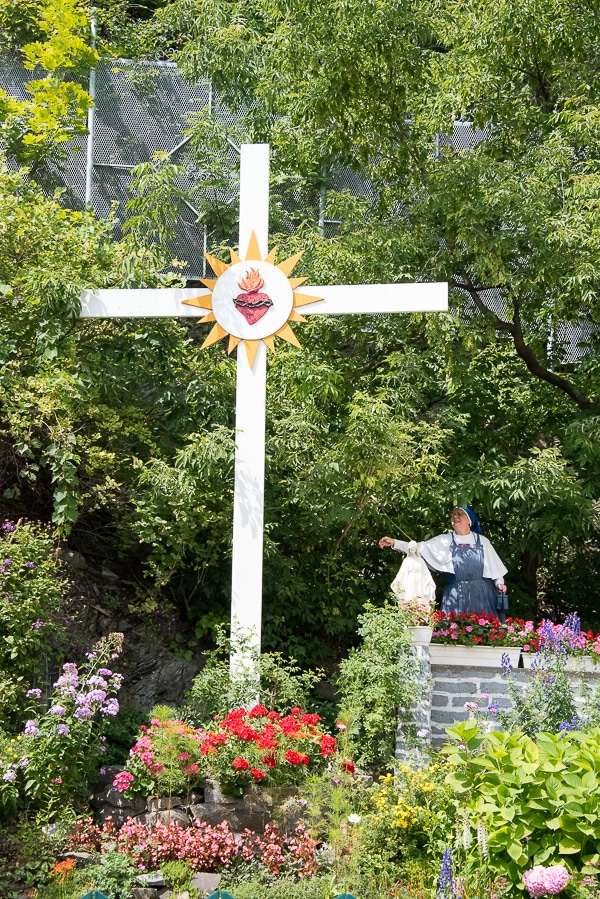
top-left (81, 144), bottom-right (447, 670)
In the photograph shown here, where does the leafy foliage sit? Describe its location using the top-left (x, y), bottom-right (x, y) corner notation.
top-left (444, 722), bottom-right (600, 886)
top-left (337, 602), bottom-right (421, 772)
top-left (0, 521), bottom-right (65, 727)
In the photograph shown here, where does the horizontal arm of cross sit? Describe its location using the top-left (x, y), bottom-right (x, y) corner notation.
top-left (80, 282), bottom-right (447, 318)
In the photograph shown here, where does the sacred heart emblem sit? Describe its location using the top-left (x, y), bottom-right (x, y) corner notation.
top-left (233, 267), bottom-right (273, 325)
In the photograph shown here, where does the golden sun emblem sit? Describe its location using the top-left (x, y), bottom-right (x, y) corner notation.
top-left (181, 232), bottom-right (322, 368)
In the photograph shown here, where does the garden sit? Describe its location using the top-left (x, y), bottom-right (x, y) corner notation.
top-left (3, 520), bottom-right (600, 899)
top-left (3, 0), bottom-right (600, 897)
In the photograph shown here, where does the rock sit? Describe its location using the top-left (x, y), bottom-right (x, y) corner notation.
top-left (101, 566), bottom-right (119, 581)
top-left (58, 549), bottom-right (87, 569)
top-left (138, 872), bottom-right (165, 887)
top-left (131, 890), bottom-right (159, 899)
top-left (156, 808), bottom-right (189, 827)
top-left (96, 765), bottom-right (123, 787)
top-left (148, 797), bottom-right (185, 811)
top-left (117, 643), bottom-right (201, 710)
top-left (132, 811), bottom-right (158, 826)
top-left (191, 872), bottom-right (221, 892)
top-left (91, 784), bottom-right (147, 826)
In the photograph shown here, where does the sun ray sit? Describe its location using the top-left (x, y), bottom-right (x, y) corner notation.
top-left (199, 278), bottom-right (217, 289)
top-left (276, 322), bottom-right (302, 348)
top-left (244, 339), bottom-right (261, 368)
top-left (265, 247), bottom-right (277, 264)
top-left (244, 231), bottom-right (262, 261)
top-left (289, 277), bottom-right (308, 289)
top-left (201, 323), bottom-right (228, 349)
top-left (263, 335), bottom-right (275, 352)
top-left (228, 335), bottom-right (241, 353)
top-left (277, 250), bottom-right (304, 276)
top-left (200, 311), bottom-right (216, 323)
top-left (230, 248), bottom-right (242, 265)
top-left (288, 309), bottom-right (307, 322)
top-left (293, 292), bottom-right (323, 308)
top-left (182, 294), bottom-right (213, 309)
top-left (204, 253), bottom-right (230, 277)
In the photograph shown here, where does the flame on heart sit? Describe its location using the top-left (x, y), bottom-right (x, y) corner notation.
top-left (238, 268), bottom-right (265, 293)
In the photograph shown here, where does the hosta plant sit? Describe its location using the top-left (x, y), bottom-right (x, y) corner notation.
top-left (443, 721), bottom-right (600, 888)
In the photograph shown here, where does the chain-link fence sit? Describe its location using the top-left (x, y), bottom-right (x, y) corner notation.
top-left (0, 53), bottom-right (595, 361)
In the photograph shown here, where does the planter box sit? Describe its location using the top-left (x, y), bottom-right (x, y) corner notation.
top-left (522, 653), bottom-right (600, 671)
top-left (429, 644), bottom-right (521, 668)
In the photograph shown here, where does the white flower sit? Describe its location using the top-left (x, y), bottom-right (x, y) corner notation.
top-left (347, 814), bottom-right (361, 825)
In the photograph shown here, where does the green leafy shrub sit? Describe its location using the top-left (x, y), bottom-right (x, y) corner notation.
top-left (161, 859), bottom-right (195, 895)
top-left (101, 705), bottom-right (150, 766)
top-left (336, 600), bottom-right (421, 772)
top-left (183, 628), bottom-right (324, 726)
top-left (82, 850), bottom-right (138, 899)
top-left (227, 876), bottom-right (334, 899)
top-left (444, 721), bottom-right (600, 888)
top-left (0, 520), bottom-right (65, 727)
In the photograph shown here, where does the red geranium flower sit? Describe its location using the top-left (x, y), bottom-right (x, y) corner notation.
top-left (341, 759), bottom-right (355, 774)
top-left (300, 713), bottom-right (321, 725)
top-left (248, 704), bottom-right (268, 718)
top-left (267, 711), bottom-right (281, 720)
top-left (279, 716), bottom-right (301, 736)
top-left (320, 734), bottom-right (337, 757)
top-left (261, 754), bottom-right (277, 768)
top-left (232, 757), bottom-right (249, 771)
top-left (290, 707), bottom-right (303, 716)
top-left (285, 750), bottom-right (309, 766)
top-left (250, 767), bottom-right (266, 780)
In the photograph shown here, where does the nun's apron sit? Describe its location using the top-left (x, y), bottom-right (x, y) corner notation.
top-left (441, 534), bottom-right (504, 618)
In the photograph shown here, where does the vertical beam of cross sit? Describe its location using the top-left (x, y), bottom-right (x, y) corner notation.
top-left (79, 143), bottom-right (448, 676)
top-left (230, 145), bottom-right (269, 669)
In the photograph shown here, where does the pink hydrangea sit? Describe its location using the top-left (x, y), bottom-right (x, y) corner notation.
top-left (523, 865), bottom-right (570, 897)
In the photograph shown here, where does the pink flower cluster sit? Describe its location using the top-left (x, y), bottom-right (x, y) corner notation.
top-left (240, 823), bottom-right (319, 878)
top-left (523, 865), bottom-right (570, 897)
top-left (67, 816), bottom-right (321, 877)
top-left (113, 770), bottom-right (134, 793)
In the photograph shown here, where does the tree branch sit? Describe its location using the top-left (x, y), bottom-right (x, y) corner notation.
top-left (453, 277), bottom-right (592, 410)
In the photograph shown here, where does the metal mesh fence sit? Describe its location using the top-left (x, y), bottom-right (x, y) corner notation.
top-left (0, 53), bottom-right (595, 361)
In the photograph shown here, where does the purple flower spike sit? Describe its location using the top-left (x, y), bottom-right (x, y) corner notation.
top-left (438, 847), bottom-right (455, 899)
top-left (2, 522), bottom-right (16, 532)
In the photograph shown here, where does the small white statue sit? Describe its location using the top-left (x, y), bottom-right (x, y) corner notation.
top-left (391, 540), bottom-right (436, 606)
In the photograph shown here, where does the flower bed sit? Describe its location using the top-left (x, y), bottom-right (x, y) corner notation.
top-left (520, 615), bottom-right (600, 661)
top-left (432, 612), bottom-right (535, 648)
top-left (117, 705), bottom-right (350, 799)
top-left (67, 816), bottom-right (321, 877)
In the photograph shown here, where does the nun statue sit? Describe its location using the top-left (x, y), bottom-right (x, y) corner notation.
top-left (379, 506), bottom-right (508, 619)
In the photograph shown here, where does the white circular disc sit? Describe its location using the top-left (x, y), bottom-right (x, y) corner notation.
top-left (211, 261), bottom-right (294, 340)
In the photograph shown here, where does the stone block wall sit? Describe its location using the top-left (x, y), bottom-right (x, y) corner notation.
top-left (429, 664), bottom-right (528, 743)
top-left (409, 654), bottom-right (600, 747)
